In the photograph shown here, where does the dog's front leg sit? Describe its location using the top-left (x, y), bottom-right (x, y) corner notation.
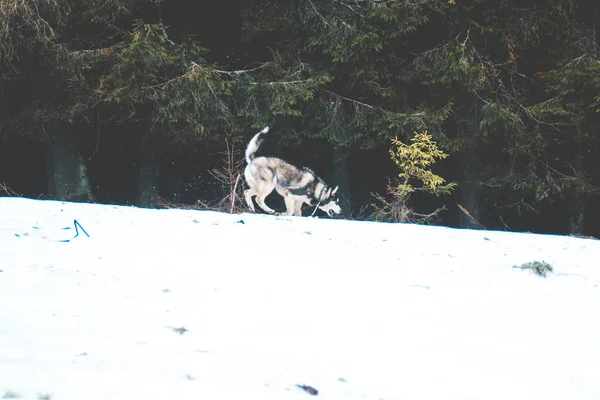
top-left (293, 201), bottom-right (303, 217)
top-left (280, 190), bottom-right (296, 216)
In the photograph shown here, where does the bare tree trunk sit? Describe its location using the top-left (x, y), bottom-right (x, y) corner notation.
top-left (567, 123), bottom-right (586, 236)
top-left (45, 132), bottom-right (93, 202)
top-left (332, 147), bottom-right (351, 217)
top-left (0, 80), bottom-right (6, 133)
top-left (137, 133), bottom-right (159, 208)
top-left (162, 157), bottom-right (183, 204)
top-left (567, 198), bottom-right (585, 235)
top-left (168, 175), bottom-right (183, 204)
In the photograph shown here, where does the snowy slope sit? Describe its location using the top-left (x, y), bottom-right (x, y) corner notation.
top-left (1, 197), bottom-right (599, 400)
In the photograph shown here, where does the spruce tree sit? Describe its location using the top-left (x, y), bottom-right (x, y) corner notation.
top-left (56, 2), bottom-right (242, 207)
top-left (0, 0), bottom-right (94, 201)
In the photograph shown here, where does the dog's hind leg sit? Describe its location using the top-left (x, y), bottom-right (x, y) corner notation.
top-left (255, 194), bottom-right (276, 214)
top-left (244, 188), bottom-right (257, 212)
top-left (254, 182), bottom-right (277, 214)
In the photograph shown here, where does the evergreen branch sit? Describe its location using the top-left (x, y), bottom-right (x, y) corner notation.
top-left (0, 0), bottom-right (63, 60)
top-left (308, 0), bottom-right (356, 30)
top-left (252, 80), bottom-right (305, 86)
top-left (409, 35), bottom-right (457, 58)
top-left (518, 101), bottom-right (573, 130)
top-left (342, 0), bottom-right (406, 3)
top-left (63, 46), bottom-right (116, 57)
top-left (552, 53), bottom-right (591, 73)
top-left (539, 159), bottom-right (581, 181)
top-left (526, 96), bottom-right (563, 112)
top-left (509, 69), bottom-right (548, 97)
top-left (321, 89), bottom-right (426, 118)
top-left (337, 0), bottom-right (363, 15)
top-left (474, 92), bottom-right (566, 131)
top-left (321, 89), bottom-right (373, 109)
top-left (146, 62), bottom-right (212, 90)
top-left (307, 0), bottom-right (330, 26)
top-left (146, 70), bottom-right (191, 89)
top-left (287, 61), bottom-right (308, 78)
top-left (146, 62), bottom-right (271, 90)
top-left (594, 4), bottom-right (599, 50)
top-left (214, 62), bottom-right (270, 76)
top-left (500, 198), bottom-right (540, 213)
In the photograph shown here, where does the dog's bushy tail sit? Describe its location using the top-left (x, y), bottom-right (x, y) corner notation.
top-left (245, 126), bottom-right (269, 163)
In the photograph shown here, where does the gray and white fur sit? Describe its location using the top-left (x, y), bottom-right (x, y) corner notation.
top-left (243, 126), bottom-right (342, 217)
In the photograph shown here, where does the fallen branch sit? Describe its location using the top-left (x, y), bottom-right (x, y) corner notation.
top-left (457, 203), bottom-right (486, 229)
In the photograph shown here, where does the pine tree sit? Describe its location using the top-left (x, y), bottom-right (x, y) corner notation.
top-left (479, 0), bottom-right (600, 234)
top-left (390, 132), bottom-right (455, 197)
top-left (60, 5), bottom-right (242, 207)
top-left (371, 131), bottom-right (455, 223)
top-left (240, 0), bottom-right (600, 232)
top-left (0, 0), bottom-right (96, 201)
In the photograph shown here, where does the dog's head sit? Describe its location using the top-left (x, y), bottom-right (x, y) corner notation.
top-left (318, 186), bottom-right (342, 217)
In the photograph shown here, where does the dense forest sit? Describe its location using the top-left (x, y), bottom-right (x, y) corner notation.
top-left (1, 0), bottom-right (599, 236)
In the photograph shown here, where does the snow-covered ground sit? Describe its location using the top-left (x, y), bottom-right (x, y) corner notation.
top-left (1, 197), bottom-right (599, 400)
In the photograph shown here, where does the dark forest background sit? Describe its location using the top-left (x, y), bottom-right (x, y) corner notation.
top-left (1, 0), bottom-right (599, 236)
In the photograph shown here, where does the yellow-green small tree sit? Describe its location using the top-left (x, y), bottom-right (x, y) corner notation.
top-left (371, 131), bottom-right (456, 223)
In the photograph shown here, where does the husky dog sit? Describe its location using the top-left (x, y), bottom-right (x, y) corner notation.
top-left (243, 126), bottom-right (342, 217)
